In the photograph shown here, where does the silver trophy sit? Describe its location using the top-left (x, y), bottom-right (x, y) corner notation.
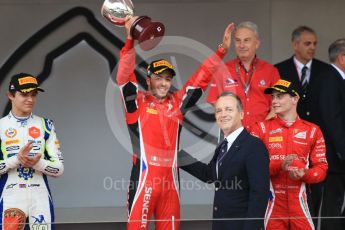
top-left (101, 0), bottom-right (165, 51)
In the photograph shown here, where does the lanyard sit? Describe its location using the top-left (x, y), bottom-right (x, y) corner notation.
top-left (235, 62), bottom-right (256, 95)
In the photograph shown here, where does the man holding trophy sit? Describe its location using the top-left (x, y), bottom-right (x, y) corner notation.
top-left (113, 7), bottom-right (234, 229)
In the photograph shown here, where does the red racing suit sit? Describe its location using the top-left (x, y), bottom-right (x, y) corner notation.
top-left (116, 38), bottom-right (226, 230)
top-left (250, 116), bottom-right (327, 230)
top-left (207, 57), bottom-right (280, 129)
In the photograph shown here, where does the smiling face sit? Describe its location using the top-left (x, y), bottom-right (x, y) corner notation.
top-left (8, 90), bottom-right (38, 117)
top-left (234, 27), bottom-right (260, 63)
top-left (271, 91), bottom-right (298, 116)
top-left (146, 70), bottom-right (173, 99)
top-left (293, 31), bottom-right (317, 64)
top-left (215, 95), bottom-right (243, 137)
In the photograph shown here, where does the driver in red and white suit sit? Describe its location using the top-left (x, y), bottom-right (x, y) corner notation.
top-left (250, 79), bottom-right (328, 230)
top-left (116, 16), bottom-right (235, 230)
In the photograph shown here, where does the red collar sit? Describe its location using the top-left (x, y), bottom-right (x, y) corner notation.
top-left (276, 115), bottom-right (301, 128)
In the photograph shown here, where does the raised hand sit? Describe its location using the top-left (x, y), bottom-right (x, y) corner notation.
top-left (124, 15), bottom-right (139, 39)
top-left (17, 142), bottom-right (42, 168)
top-left (281, 154), bottom-right (298, 171)
top-left (221, 23), bottom-right (235, 51)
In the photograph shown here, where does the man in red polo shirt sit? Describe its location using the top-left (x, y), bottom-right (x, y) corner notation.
top-left (207, 21), bottom-right (280, 130)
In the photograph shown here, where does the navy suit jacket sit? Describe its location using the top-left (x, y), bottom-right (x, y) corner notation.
top-left (179, 129), bottom-right (270, 230)
top-left (275, 56), bottom-right (331, 124)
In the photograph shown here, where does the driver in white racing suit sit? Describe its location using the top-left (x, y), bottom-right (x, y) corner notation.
top-left (0, 73), bottom-right (64, 230)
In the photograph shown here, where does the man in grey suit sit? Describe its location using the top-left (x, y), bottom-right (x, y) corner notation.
top-left (179, 92), bottom-right (270, 230)
top-left (318, 39), bottom-right (345, 230)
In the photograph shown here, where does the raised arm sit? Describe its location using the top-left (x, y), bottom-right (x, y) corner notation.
top-left (178, 23), bottom-right (235, 112)
top-left (116, 16), bottom-right (138, 86)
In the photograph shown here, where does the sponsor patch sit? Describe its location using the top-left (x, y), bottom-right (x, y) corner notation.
top-left (146, 108), bottom-right (158, 115)
top-left (225, 78), bottom-right (237, 84)
top-left (5, 139), bottom-right (19, 145)
top-left (31, 214), bottom-right (48, 229)
top-left (18, 76), bottom-right (38, 85)
top-left (259, 80), bottom-right (266, 86)
top-left (5, 128), bottom-right (17, 138)
top-left (269, 136), bottom-right (283, 142)
top-left (294, 131), bottom-right (307, 139)
top-left (4, 208), bottom-right (26, 229)
top-left (18, 167), bottom-right (35, 180)
top-left (269, 128), bottom-right (283, 135)
top-left (153, 60), bottom-right (173, 68)
top-left (268, 143), bottom-right (283, 149)
top-left (275, 79), bottom-right (291, 87)
top-left (141, 186), bottom-right (153, 228)
top-left (29, 127), bottom-right (40, 139)
top-left (270, 154), bottom-right (286, 160)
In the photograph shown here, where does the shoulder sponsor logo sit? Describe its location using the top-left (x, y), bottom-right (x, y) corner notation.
top-left (316, 138), bottom-right (325, 144)
top-left (294, 131), bottom-right (307, 139)
top-left (5, 128), bottom-right (17, 138)
top-left (28, 127), bottom-right (40, 139)
top-left (45, 166), bottom-right (60, 174)
top-left (269, 136), bottom-right (283, 142)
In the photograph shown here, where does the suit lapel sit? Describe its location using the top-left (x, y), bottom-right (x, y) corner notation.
top-left (288, 57), bottom-right (301, 86)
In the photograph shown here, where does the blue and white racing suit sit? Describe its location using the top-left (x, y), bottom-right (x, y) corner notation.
top-left (0, 112), bottom-right (64, 229)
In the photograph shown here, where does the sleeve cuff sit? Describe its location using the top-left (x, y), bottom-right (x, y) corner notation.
top-left (216, 47), bottom-right (227, 57)
top-left (6, 156), bottom-right (20, 169)
top-left (33, 159), bottom-right (47, 172)
top-left (124, 38), bottom-right (134, 50)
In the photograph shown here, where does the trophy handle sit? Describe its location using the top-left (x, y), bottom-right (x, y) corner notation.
top-left (130, 16), bottom-right (165, 51)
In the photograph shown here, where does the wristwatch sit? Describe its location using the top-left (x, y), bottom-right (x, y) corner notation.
top-left (218, 43), bottom-right (227, 53)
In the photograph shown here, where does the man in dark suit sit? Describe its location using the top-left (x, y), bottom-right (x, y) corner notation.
top-left (318, 39), bottom-right (345, 230)
top-left (274, 26), bottom-right (331, 224)
top-left (179, 92), bottom-right (270, 230)
top-left (275, 25), bottom-right (330, 123)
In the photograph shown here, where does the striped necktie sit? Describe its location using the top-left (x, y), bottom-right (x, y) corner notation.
top-left (217, 138), bottom-right (228, 167)
top-left (301, 65), bottom-right (308, 90)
